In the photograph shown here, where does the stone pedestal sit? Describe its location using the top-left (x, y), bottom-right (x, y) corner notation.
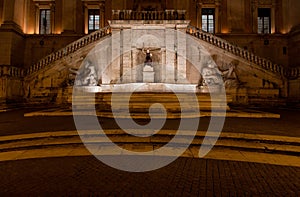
top-left (143, 65), bottom-right (155, 83)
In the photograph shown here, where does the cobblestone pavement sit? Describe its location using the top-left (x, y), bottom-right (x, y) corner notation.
top-left (0, 108), bottom-right (299, 195)
top-left (0, 156), bottom-right (299, 196)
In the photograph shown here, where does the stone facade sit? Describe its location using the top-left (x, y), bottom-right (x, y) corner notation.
top-left (0, 0), bottom-right (300, 107)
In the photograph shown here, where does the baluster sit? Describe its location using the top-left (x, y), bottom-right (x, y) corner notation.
top-left (258, 58), bottom-right (262, 67)
top-left (239, 50), bottom-right (243, 57)
top-left (246, 52), bottom-right (250, 60)
top-left (252, 54), bottom-right (255, 62)
top-left (211, 37), bottom-right (215, 45)
top-left (228, 45), bottom-right (231, 52)
top-left (263, 60), bottom-right (267, 68)
top-left (254, 56), bottom-right (257, 64)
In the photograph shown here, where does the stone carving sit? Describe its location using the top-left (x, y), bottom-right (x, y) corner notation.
top-left (69, 61), bottom-right (98, 86)
top-left (201, 60), bottom-right (223, 86)
top-left (220, 61), bottom-right (239, 88)
top-left (142, 48), bottom-right (153, 67)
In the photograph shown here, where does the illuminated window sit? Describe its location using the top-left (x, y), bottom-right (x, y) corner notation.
top-left (258, 8), bottom-right (271, 34)
top-left (202, 8), bottom-right (215, 33)
top-left (40, 9), bottom-right (51, 34)
top-left (88, 9), bottom-right (100, 33)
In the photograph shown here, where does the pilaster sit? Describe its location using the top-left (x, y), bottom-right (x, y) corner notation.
top-left (62, 0), bottom-right (76, 34)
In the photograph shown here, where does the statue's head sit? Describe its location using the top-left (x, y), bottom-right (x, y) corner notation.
top-left (207, 60), bottom-right (215, 68)
top-left (147, 49), bottom-right (150, 53)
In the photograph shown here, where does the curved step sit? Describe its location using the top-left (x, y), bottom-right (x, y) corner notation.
top-left (0, 130), bottom-right (299, 156)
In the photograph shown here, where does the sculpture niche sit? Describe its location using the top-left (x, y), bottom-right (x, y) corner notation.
top-left (142, 48), bottom-right (155, 83)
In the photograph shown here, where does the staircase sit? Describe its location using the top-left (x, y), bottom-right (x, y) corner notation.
top-left (1, 25), bottom-right (299, 109)
top-left (0, 129), bottom-right (299, 167)
top-left (71, 89), bottom-right (232, 118)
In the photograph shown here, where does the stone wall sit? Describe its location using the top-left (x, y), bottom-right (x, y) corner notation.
top-left (288, 25), bottom-right (300, 67)
top-left (0, 30), bottom-right (24, 67)
top-left (219, 34), bottom-right (289, 67)
top-left (23, 35), bottom-right (82, 68)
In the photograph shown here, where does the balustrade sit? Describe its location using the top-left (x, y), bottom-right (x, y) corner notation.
top-left (185, 25), bottom-right (300, 78)
top-left (25, 26), bottom-right (111, 76)
top-left (112, 10), bottom-right (186, 21)
top-left (1, 25), bottom-right (298, 80)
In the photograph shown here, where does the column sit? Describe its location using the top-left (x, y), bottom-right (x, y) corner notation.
top-left (244, 0), bottom-right (252, 33)
top-left (111, 28), bottom-right (121, 83)
top-left (177, 29), bottom-right (187, 83)
top-left (2, 0), bottom-right (15, 24)
top-left (196, 2), bottom-right (202, 29)
top-left (100, 2), bottom-right (105, 28)
top-left (102, 45), bottom-right (112, 84)
top-left (251, 0), bottom-right (258, 33)
top-left (1, 0), bottom-right (23, 32)
top-left (271, 0), bottom-right (276, 34)
top-left (165, 28), bottom-right (175, 83)
top-left (131, 50), bottom-right (138, 83)
top-left (220, 0), bottom-right (228, 33)
top-left (161, 48), bottom-right (166, 83)
top-left (215, 0), bottom-right (221, 33)
top-left (122, 29), bottom-right (132, 83)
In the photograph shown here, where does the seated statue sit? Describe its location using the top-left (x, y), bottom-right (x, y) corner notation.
top-left (201, 60), bottom-right (223, 86)
top-left (70, 61), bottom-right (98, 86)
top-left (220, 61), bottom-right (239, 88)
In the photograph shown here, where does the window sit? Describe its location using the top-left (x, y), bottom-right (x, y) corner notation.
top-left (40, 9), bottom-right (51, 34)
top-left (202, 8), bottom-right (215, 33)
top-left (88, 9), bottom-right (100, 33)
top-left (258, 8), bottom-right (271, 34)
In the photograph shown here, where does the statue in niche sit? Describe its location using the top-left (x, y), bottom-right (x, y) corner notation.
top-left (220, 61), bottom-right (239, 88)
top-left (69, 60), bottom-right (98, 86)
top-left (142, 48), bottom-right (153, 67)
top-left (201, 60), bottom-right (223, 86)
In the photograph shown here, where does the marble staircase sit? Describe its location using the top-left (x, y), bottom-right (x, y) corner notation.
top-left (70, 88), bottom-right (231, 118)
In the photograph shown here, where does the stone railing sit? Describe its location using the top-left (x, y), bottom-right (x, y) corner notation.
top-left (286, 67), bottom-right (300, 79)
top-left (186, 25), bottom-right (300, 79)
top-left (112, 10), bottom-right (186, 20)
top-left (1, 24), bottom-right (300, 80)
top-left (26, 26), bottom-right (111, 76)
top-left (0, 66), bottom-right (25, 78)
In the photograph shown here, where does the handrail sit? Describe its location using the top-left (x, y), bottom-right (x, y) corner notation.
top-left (186, 25), bottom-right (300, 79)
top-left (26, 26), bottom-right (111, 76)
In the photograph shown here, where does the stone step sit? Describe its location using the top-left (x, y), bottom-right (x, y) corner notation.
top-left (70, 92), bottom-right (231, 112)
top-left (71, 93), bottom-right (232, 102)
top-left (0, 131), bottom-right (299, 158)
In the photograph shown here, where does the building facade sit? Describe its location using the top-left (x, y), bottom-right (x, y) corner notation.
top-left (0, 0), bottom-right (300, 107)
